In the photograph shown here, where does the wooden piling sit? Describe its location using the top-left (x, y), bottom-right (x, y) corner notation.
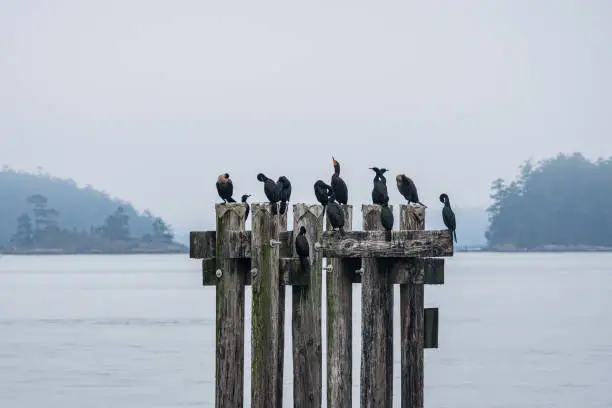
top-left (292, 204), bottom-right (325, 408)
top-left (399, 204), bottom-right (426, 408)
top-left (360, 204), bottom-right (394, 408)
top-left (214, 203), bottom-right (248, 408)
top-left (250, 203), bottom-right (283, 408)
top-left (326, 205), bottom-right (354, 408)
top-left (277, 211), bottom-right (288, 407)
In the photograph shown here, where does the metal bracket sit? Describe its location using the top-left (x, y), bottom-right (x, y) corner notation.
top-left (324, 264), bottom-right (333, 272)
top-left (269, 239), bottom-right (281, 247)
top-left (314, 242), bottom-right (322, 250)
top-left (216, 269), bottom-right (223, 278)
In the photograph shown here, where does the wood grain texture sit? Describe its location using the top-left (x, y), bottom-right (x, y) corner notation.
top-left (360, 204), bottom-right (393, 408)
top-left (326, 204), bottom-right (353, 408)
top-left (291, 204), bottom-right (325, 408)
top-left (277, 211), bottom-right (288, 407)
top-left (389, 258), bottom-right (445, 285)
top-left (214, 203), bottom-right (247, 408)
top-left (250, 203), bottom-right (283, 408)
top-left (399, 204), bottom-right (425, 408)
top-left (424, 308), bottom-right (439, 349)
top-left (204, 257), bottom-right (312, 287)
top-left (189, 230), bottom-right (294, 259)
top-left (317, 229), bottom-right (453, 258)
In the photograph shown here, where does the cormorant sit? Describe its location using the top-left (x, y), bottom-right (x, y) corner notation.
top-left (331, 156), bottom-right (348, 205)
top-left (256, 173), bottom-right (280, 215)
top-left (241, 194), bottom-right (251, 221)
top-left (380, 204), bottom-right (394, 231)
top-left (216, 173), bottom-right (236, 203)
top-left (439, 193), bottom-right (457, 243)
top-left (277, 176), bottom-right (292, 215)
top-left (396, 174), bottom-right (427, 207)
top-left (326, 200), bottom-right (345, 234)
top-left (369, 167), bottom-right (389, 205)
top-left (314, 180), bottom-right (334, 208)
top-left (295, 226), bottom-right (310, 271)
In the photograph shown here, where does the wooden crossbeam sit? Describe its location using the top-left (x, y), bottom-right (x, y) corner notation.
top-left (190, 229), bottom-right (453, 260)
top-left (190, 230), bottom-right (294, 259)
top-left (201, 257), bottom-right (445, 286)
top-left (202, 257), bottom-right (311, 286)
top-left (317, 230), bottom-right (453, 258)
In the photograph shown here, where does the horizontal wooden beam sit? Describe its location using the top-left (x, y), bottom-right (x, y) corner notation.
top-left (202, 257), bottom-right (310, 286)
top-left (424, 307), bottom-right (439, 349)
top-left (204, 257), bottom-right (444, 286)
top-left (317, 230), bottom-right (453, 258)
top-left (190, 231), bottom-right (294, 259)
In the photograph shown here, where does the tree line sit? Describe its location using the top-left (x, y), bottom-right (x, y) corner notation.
top-left (486, 152), bottom-right (612, 249)
top-left (9, 193), bottom-right (174, 250)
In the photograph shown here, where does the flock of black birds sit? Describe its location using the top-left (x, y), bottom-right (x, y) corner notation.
top-left (216, 157), bottom-right (458, 267)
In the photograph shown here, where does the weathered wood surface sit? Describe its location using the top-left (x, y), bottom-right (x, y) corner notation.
top-left (277, 211), bottom-right (288, 407)
top-left (250, 203), bottom-right (283, 408)
top-left (204, 257), bottom-right (311, 286)
top-left (214, 203), bottom-right (248, 408)
top-left (360, 204), bottom-right (393, 408)
top-left (317, 229), bottom-right (453, 258)
top-left (189, 230), bottom-right (294, 259)
top-left (400, 204), bottom-right (426, 408)
top-left (424, 307), bottom-right (439, 349)
top-left (291, 204), bottom-right (324, 408)
top-left (390, 257), bottom-right (444, 285)
top-left (326, 204), bottom-right (353, 408)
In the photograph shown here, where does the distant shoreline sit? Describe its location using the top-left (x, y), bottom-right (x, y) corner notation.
top-left (459, 247), bottom-right (612, 253)
top-left (0, 249), bottom-right (189, 255)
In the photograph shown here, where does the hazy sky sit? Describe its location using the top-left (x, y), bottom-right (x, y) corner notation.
top-left (2, 1), bottom-right (611, 232)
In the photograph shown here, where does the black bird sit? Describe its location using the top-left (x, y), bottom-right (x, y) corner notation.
top-left (439, 193), bottom-right (457, 243)
top-left (216, 173), bottom-right (236, 203)
top-left (369, 167), bottom-right (389, 205)
top-left (295, 226), bottom-right (310, 271)
top-left (257, 173), bottom-right (280, 215)
top-left (326, 200), bottom-right (345, 234)
top-left (314, 180), bottom-right (334, 208)
top-left (241, 194), bottom-right (251, 221)
top-left (380, 204), bottom-right (394, 231)
top-left (397, 174), bottom-right (427, 207)
top-left (277, 176), bottom-right (292, 215)
top-left (331, 156), bottom-right (348, 205)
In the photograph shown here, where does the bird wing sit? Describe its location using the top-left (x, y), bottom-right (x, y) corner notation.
top-left (443, 207), bottom-right (456, 229)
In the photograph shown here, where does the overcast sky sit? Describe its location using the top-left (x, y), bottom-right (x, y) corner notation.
top-left (2, 1), bottom-right (611, 232)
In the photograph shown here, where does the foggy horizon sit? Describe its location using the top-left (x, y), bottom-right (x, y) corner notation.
top-left (3, 1), bottom-right (612, 233)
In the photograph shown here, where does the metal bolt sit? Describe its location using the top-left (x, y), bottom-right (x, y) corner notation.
top-left (251, 268), bottom-right (258, 276)
top-left (355, 268), bottom-right (363, 274)
top-left (314, 242), bottom-right (322, 250)
top-left (216, 269), bottom-right (223, 278)
top-left (269, 239), bottom-right (281, 247)
top-left (325, 264), bottom-right (333, 272)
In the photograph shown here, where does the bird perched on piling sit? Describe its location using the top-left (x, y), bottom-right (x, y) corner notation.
top-left (369, 167), bottom-right (389, 205)
top-left (216, 173), bottom-right (236, 203)
top-left (439, 193), bottom-right (457, 243)
top-left (380, 204), bottom-right (394, 231)
top-left (397, 174), bottom-right (427, 207)
top-left (295, 226), bottom-right (310, 271)
top-left (276, 176), bottom-right (292, 215)
top-left (241, 194), bottom-right (251, 221)
top-left (326, 199), bottom-right (345, 235)
top-left (331, 156), bottom-right (348, 205)
top-left (256, 173), bottom-right (280, 215)
top-left (314, 180), bottom-right (334, 208)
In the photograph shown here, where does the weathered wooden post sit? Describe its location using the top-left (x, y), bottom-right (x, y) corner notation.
top-left (361, 204), bottom-right (394, 408)
top-left (214, 203), bottom-right (248, 408)
top-left (400, 205), bottom-right (425, 408)
top-left (326, 205), bottom-right (354, 408)
top-left (277, 210), bottom-right (288, 406)
top-left (292, 203), bottom-right (325, 407)
top-left (250, 203), bottom-right (283, 408)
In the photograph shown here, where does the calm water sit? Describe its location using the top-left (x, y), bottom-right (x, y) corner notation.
top-left (0, 253), bottom-right (610, 407)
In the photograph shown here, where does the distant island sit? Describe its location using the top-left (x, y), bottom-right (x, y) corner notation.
top-left (484, 152), bottom-right (612, 252)
top-left (0, 167), bottom-right (187, 254)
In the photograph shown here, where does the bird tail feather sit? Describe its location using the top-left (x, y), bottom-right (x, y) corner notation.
top-left (280, 201), bottom-right (287, 215)
top-left (226, 197), bottom-right (236, 203)
top-left (453, 230), bottom-right (457, 243)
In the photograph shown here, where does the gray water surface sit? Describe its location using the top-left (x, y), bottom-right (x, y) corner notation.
top-left (0, 253), bottom-right (610, 407)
